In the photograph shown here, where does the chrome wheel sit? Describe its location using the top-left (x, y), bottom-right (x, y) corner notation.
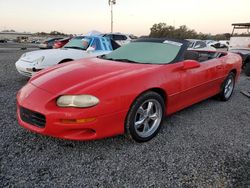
top-left (224, 77), bottom-right (234, 99)
top-left (134, 99), bottom-right (163, 138)
top-left (218, 72), bottom-right (235, 101)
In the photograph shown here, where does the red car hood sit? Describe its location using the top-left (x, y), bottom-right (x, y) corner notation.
top-left (30, 58), bottom-right (158, 94)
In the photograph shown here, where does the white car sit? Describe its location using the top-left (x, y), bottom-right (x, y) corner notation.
top-left (187, 39), bottom-right (216, 51)
top-left (15, 36), bottom-right (120, 77)
top-left (219, 40), bottom-right (229, 48)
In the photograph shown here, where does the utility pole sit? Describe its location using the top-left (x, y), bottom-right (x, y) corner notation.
top-left (108, 0), bottom-right (116, 33)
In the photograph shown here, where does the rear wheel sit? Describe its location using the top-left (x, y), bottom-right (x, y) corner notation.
top-left (125, 91), bottom-right (165, 142)
top-left (218, 72), bottom-right (235, 101)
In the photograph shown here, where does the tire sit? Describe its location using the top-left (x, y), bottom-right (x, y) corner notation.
top-left (245, 62), bottom-right (250, 76)
top-left (125, 91), bottom-right (165, 142)
top-left (218, 72), bottom-right (235, 101)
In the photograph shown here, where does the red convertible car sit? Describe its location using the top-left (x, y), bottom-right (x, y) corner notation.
top-left (17, 39), bottom-right (242, 142)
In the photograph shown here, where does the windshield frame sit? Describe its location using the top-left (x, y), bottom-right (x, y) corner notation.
top-left (99, 38), bottom-right (189, 65)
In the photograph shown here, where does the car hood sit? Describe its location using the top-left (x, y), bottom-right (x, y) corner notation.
top-left (21, 48), bottom-right (83, 62)
top-left (30, 58), bottom-right (159, 94)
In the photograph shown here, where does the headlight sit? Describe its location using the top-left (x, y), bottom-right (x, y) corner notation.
top-left (57, 95), bottom-right (99, 108)
top-left (33, 56), bottom-right (45, 64)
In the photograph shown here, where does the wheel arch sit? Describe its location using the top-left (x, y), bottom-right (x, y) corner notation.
top-left (124, 87), bottom-right (168, 136)
top-left (128, 87), bottom-right (168, 110)
top-left (230, 69), bottom-right (237, 76)
top-left (58, 58), bottom-right (74, 64)
top-left (147, 88), bottom-right (167, 104)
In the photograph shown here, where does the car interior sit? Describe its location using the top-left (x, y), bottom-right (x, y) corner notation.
top-left (184, 50), bottom-right (226, 62)
top-left (110, 39), bottom-right (121, 50)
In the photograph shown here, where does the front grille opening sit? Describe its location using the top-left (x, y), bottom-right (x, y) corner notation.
top-left (20, 107), bottom-right (46, 128)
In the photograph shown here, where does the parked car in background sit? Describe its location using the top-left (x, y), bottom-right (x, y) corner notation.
top-left (229, 23), bottom-right (250, 76)
top-left (0, 39), bottom-right (7, 43)
top-left (30, 39), bottom-right (42, 44)
top-left (205, 40), bottom-right (221, 48)
top-left (53, 37), bottom-right (72, 49)
top-left (219, 40), bottom-right (229, 48)
top-left (17, 38), bottom-right (242, 142)
top-left (187, 39), bottom-right (216, 51)
top-left (15, 36), bottom-right (120, 77)
top-left (205, 40), bottom-right (229, 49)
top-left (103, 33), bottom-right (133, 45)
top-left (39, 37), bottom-right (64, 49)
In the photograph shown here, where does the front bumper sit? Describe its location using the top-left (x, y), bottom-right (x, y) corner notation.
top-left (15, 60), bottom-right (42, 77)
top-left (16, 83), bottom-right (126, 140)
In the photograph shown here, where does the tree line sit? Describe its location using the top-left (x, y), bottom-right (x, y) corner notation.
top-left (149, 23), bottom-right (235, 40)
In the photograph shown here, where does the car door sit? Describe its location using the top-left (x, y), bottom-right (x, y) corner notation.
top-left (175, 57), bottom-right (224, 110)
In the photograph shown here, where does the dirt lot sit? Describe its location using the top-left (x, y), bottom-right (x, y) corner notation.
top-left (0, 43), bottom-right (249, 187)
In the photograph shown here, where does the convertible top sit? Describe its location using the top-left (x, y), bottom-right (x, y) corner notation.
top-left (135, 38), bottom-right (189, 45)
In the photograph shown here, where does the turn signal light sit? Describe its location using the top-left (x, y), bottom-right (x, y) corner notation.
top-left (60, 117), bottom-right (96, 124)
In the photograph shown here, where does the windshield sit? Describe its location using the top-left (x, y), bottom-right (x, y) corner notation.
top-left (63, 37), bottom-right (91, 50)
top-left (102, 41), bottom-right (182, 64)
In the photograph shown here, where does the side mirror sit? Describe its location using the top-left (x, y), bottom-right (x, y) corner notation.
top-left (182, 60), bottom-right (200, 70)
top-left (86, 46), bottom-right (95, 53)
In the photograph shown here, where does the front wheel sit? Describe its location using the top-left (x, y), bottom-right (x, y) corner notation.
top-left (125, 91), bottom-right (165, 142)
top-left (218, 72), bottom-right (235, 101)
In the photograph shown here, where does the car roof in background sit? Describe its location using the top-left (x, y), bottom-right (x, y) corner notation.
top-left (134, 38), bottom-right (189, 46)
top-left (57, 37), bottom-right (71, 41)
top-left (44, 37), bottom-right (63, 42)
top-left (186, 39), bottom-right (203, 42)
top-left (72, 35), bottom-right (110, 40)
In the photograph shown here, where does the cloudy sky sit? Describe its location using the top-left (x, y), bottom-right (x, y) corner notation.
top-left (0, 0), bottom-right (249, 36)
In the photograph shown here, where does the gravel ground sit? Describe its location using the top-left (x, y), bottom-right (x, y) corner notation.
top-left (0, 43), bottom-right (249, 187)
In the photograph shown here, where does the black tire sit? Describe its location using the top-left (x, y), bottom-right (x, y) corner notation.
top-left (218, 72), bottom-right (235, 101)
top-left (125, 91), bottom-right (165, 142)
top-left (245, 62), bottom-right (250, 76)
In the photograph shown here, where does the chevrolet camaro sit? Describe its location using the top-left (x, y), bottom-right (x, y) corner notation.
top-left (17, 38), bottom-right (242, 142)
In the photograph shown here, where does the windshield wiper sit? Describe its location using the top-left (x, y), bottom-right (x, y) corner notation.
top-left (64, 46), bottom-right (84, 50)
top-left (104, 58), bottom-right (139, 63)
top-left (97, 55), bottom-right (139, 63)
top-left (113, 58), bottom-right (139, 63)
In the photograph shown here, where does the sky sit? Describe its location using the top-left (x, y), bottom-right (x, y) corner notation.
top-left (0, 0), bottom-right (249, 36)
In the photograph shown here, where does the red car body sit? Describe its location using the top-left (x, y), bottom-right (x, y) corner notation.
top-left (16, 39), bottom-right (242, 141)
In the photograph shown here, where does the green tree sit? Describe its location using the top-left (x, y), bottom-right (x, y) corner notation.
top-left (149, 23), bottom-right (198, 39)
top-left (149, 23), bottom-right (232, 40)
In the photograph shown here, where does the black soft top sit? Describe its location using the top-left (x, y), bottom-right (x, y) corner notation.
top-left (135, 38), bottom-right (189, 45)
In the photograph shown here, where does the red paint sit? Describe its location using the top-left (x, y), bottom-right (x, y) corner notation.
top-left (17, 52), bottom-right (242, 140)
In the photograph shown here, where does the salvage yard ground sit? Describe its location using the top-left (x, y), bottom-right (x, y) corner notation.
top-left (0, 43), bottom-right (249, 187)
